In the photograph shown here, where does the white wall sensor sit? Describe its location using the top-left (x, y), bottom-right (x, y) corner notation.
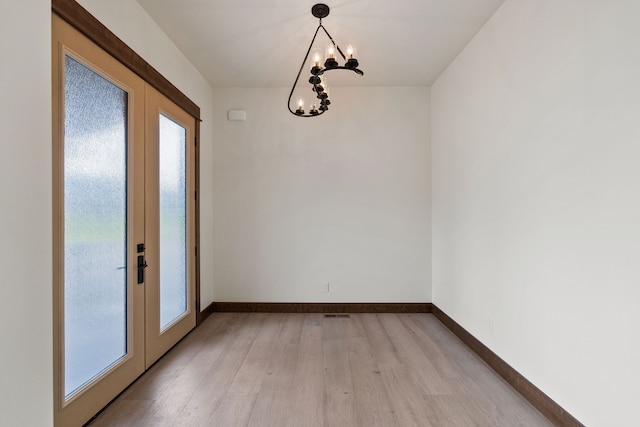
top-left (227, 110), bottom-right (246, 121)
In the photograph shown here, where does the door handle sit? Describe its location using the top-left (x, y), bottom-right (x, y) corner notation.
top-left (137, 255), bottom-right (148, 284)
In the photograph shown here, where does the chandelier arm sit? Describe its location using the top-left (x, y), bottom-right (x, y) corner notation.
top-left (288, 24), bottom-right (327, 116)
top-left (319, 24), bottom-right (347, 61)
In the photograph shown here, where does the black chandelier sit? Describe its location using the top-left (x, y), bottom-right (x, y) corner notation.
top-left (287, 3), bottom-right (364, 117)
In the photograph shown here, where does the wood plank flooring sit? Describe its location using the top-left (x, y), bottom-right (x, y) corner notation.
top-left (88, 313), bottom-right (552, 426)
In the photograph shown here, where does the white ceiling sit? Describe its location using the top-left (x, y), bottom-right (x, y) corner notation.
top-left (136, 0), bottom-right (505, 87)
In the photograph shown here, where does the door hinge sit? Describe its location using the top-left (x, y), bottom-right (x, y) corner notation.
top-left (195, 136), bottom-right (198, 147)
top-left (195, 246), bottom-right (198, 257)
top-left (194, 190), bottom-right (198, 201)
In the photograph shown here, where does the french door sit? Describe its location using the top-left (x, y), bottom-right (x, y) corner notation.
top-left (52, 14), bottom-right (196, 426)
top-left (144, 86), bottom-right (197, 367)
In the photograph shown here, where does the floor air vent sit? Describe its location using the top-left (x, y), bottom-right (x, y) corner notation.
top-left (324, 314), bottom-right (351, 318)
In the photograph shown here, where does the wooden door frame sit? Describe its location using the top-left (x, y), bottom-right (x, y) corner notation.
top-left (51, 0), bottom-right (203, 323)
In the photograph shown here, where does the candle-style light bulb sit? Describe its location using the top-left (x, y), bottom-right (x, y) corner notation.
top-left (295, 97), bottom-right (305, 115)
top-left (324, 44), bottom-right (338, 68)
top-left (345, 43), bottom-right (359, 69)
top-left (347, 45), bottom-right (354, 59)
top-left (310, 48), bottom-right (323, 75)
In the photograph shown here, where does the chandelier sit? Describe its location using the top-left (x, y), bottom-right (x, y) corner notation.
top-left (287, 3), bottom-right (364, 117)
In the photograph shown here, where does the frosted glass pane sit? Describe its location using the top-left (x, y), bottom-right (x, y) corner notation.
top-left (64, 56), bottom-right (128, 397)
top-left (159, 114), bottom-right (187, 330)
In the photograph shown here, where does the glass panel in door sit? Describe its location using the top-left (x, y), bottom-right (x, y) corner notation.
top-left (63, 56), bottom-right (128, 397)
top-left (159, 114), bottom-right (187, 330)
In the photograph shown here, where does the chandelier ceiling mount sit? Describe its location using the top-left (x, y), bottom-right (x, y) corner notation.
top-left (311, 3), bottom-right (330, 19)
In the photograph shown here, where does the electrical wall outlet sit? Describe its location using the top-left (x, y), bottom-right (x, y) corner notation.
top-left (322, 282), bottom-right (330, 293)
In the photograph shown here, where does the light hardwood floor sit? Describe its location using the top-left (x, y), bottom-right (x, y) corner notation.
top-left (88, 313), bottom-right (552, 426)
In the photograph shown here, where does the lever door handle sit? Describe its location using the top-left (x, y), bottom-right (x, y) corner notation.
top-left (137, 255), bottom-right (148, 284)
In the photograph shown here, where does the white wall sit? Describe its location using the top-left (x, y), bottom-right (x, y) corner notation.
top-left (0, 0), bottom-right (53, 425)
top-left (212, 87), bottom-right (431, 302)
top-left (75, 2), bottom-right (432, 308)
top-left (77, 0), bottom-right (217, 309)
top-left (431, 0), bottom-right (640, 424)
